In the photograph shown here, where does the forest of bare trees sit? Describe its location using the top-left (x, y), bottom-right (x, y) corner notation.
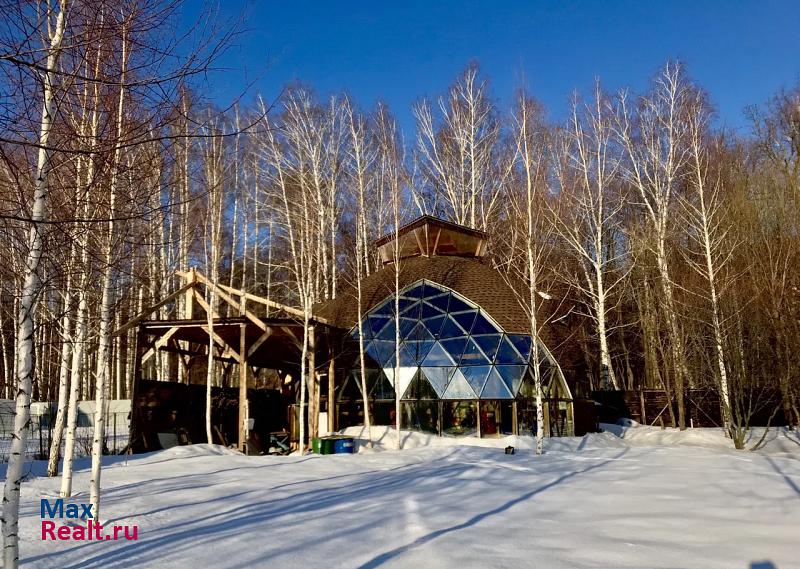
top-left (1, 1), bottom-right (798, 563)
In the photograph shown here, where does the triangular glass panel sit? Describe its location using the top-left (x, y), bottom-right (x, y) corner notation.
top-left (508, 335), bottom-right (533, 361)
top-left (403, 282), bottom-right (425, 299)
top-left (369, 340), bottom-right (396, 367)
top-left (398, 343), bottom-right (417, 366)
top-left (447, 294), bottom-right (472, 313)
top-left (481, 368), bottom-right (513, 399)
top-left (399, 317), bottom-right (417, 337)
top-left (408, 322), bottom-right (434, 342)
top-left (495, 335), bottom-right (525, 364)
top-left (420, 301), bottom-right (443, 319)
top-left (369, 314), bottom-right (391, 335)
top-left (372, 301), bottom-right (394, 317)
top-left (495, 365), bottom-right (527, 396)
top-left (461, 338), bottom-right (491, 365)
top-left (427, 292), bottom-right (451, 312)
top-left (385, 366), bottom-right (417, 396)
top-left (519, 366), bottom-right (537, 398)
top-left (403, 370), bottom-right (438, 400)
top-left (370, 371), bottom-right (396, 399)
top-left (438, 317), bottom-right (466, 339)
top-left (473, 334), bottom-right (502, 361)
top-left (423, 315), bottom-right (445, 337)
top-left (440, 337), bottom-right (468, 363)
top-left (406, 339), bottom-right (435, 364)
top-left (376, 319), bottom-right (397, 340)
top-left (420, 366), bottom-right (453, 397)
top-left (338, 373), bottom-right (364, 401)
top-left (471, 313), bottom-right (498, 335)
top-left (396, 297), bottom-right (416, 314)
top-left (421, 342), bottom-right (455, 366)
top-left (451, 310), bottom-right (477, 334)
top-left (442, 369), bottom-right (476, 399)
top-left (461, 365), bottom-right (492, 395)
top-left (401, 301), bottom-right (421, 320)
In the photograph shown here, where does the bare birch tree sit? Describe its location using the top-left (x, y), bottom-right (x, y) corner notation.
top-left (551, 85), bottom-right (629, 390)
top-left (2, 2), bottom-right (68, 566)
top-left (615, 62), bottom-right (693, 429)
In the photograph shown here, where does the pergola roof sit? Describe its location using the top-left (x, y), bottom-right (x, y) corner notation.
top-left (116, 269), bottom-right (341, 377)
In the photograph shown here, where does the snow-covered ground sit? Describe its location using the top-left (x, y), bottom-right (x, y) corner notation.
top-left (7, 425), bottom-right (800, 568)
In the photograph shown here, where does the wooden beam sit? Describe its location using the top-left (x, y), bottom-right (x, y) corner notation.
top-left (192, 272), bottom-right (271, 332)
top-left (247, 329), bottom-right (273, 358)
top-left (114, 281), bottom-right (196, 335)
top-left (141, 326), bottom-right (180, 364)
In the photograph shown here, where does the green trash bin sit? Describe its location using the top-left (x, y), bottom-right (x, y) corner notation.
top-left (321, 437), bottom-right (336, 455)
top-left (312, 438), bottom-right (322, 454)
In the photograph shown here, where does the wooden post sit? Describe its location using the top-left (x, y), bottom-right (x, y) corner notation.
top-left (476, 400), bottom-right (482, 438)
top-left (308, 325), bottom-right (317, 441)
top-left (327, 355), bottom-right (335, 433)
top-left (639, 389), bottom-right (647, 425)
top-left (128, 325), bottom-right (145, 452)
top-left (512, 400), bottom-right (518, 435)
top-left (543, 401), bottom-right (551, 437)
top-left (238, 323), bottom-right (248, 453)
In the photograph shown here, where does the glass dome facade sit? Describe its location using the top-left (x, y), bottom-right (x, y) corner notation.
top-left (340, 280), bottom-right (570, 413)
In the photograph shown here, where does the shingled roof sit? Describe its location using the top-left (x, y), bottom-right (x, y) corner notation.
top-left (314, 256), bottom-right (531, 334)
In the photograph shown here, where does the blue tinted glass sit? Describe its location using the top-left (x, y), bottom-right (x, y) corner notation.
top-left (447, 294), bottom-right (472, 313)
top-left (422, 315), bottom-right (445, 337)
top-left (481, 369), bottom-right (513, 398)
top-left (451, 311), bottom-right (477, 334)
top-left (440, 337), bottom-right (468, 363)
top-left (443, 369), bottom-right (476, 399)
top-left (461, 365), bottom-right (491, 394)
top-left (427, 293), bottom-right (451, 311)
top-left (495, 365), bottom-right (527, 395)
top-left (421, 342), bottom-right (455, 366)
top-left (508, 335), bottom-right (532, 360)
top-left (398, 343), bottom-right (417, 366)
top-left (495, 336), bottom-right (525, 364)
top-left (401, 301), bottom-right (421, 320)
top-left (471, 313), bottom-right (498, 335)
top-left (396, 297), bottom-right (415, 313)
top-left (368, 340), bottom-right (395, 367)
top-left (420, 367), bottom-right (452, 397)
top-left (369, 314), bottom-right (391, 334)
top-left (420, 301), bottom-right (443, 319)
top-left (373, 301), bottom-right (394, 316)
top-left (404, 283), bottom-right (425, 299)
top-left (408, 322), bottom-right (434, 342)
top-left (399, 317), bottom-right (417, 337)
top-left (411, 339), bottom-right (435, 364)
top-left (461, 338), bottom-right (491, 365)
top-left (376, 319), bottom-right (397, 340)
top-left (473, 334), bottom-right (502, 360)
top-left (438, 317), bottom-right (466, 339)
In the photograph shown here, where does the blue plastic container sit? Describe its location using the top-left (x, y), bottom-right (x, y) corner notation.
top-left (333, 437), bottom-right (355, 454)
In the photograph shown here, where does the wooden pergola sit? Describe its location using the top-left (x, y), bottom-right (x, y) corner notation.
top-left (115, 269), bottom-right (342, 453)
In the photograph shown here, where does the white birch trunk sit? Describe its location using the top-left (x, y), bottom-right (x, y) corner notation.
top-left (2, 4), bottom-right (67, 565)
top-left (47, 284), bottom-right (74, 477)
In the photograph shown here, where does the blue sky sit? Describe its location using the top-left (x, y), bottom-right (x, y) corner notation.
top-left (184, 0), bottom-right (800, 137)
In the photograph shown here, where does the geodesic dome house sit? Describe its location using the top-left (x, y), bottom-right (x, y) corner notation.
top-left (316, 216), bottom-right (573, 437)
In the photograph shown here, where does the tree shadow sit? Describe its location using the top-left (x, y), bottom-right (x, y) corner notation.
top-left (765, 456), bottom-right (800, 498)
top-left (357, 449), bottom-right (629, 568)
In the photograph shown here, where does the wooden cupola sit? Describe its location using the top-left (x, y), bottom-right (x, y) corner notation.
top-left (374, 215), bottom-right (489, 265)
